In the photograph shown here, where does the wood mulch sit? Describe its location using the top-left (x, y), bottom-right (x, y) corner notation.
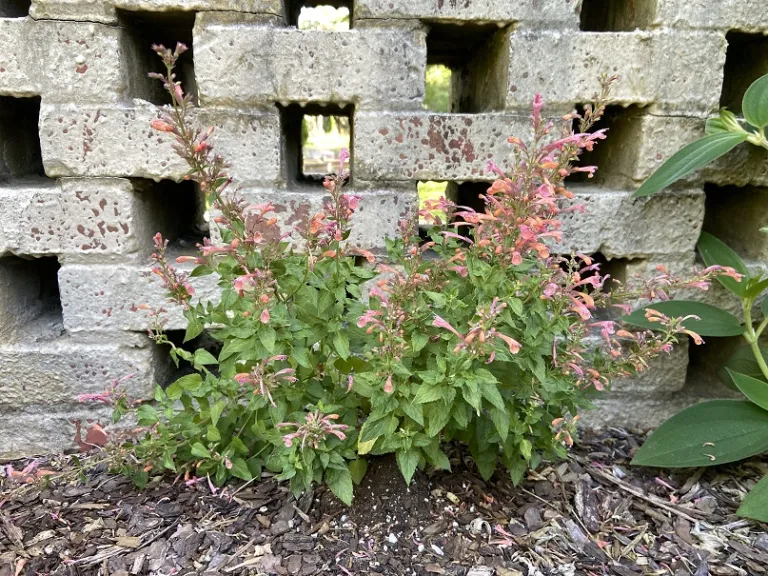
top-left (1, 429), bottom-right (766, 575)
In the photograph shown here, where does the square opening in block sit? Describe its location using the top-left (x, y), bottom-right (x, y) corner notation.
top-left (279, 103), bottom-right (353, 185)
top-left (0, 0), bottom-right (31, 17)
top-left (154, 329), bottom-right (222, 387)
top-left (0, 96), bottom-right (45, 182)
top-left (720, 32), bottom-right (768, 114)
top-left (133, 179), bottom-right (208, 250)
top-left (292, 1), bottom-right (351, 29)
top-left (117, 10), bottom-right (197, 105)
top-left (703, 183), bottom-right (768, 261)
top-left (0, 255), bottom-right (62, 331)
top-left (566, 104), bottom-right (645, 187)
top-left (579, 0), bottom-right (656, 31)
top-left (425, 22), bottom-right (509, 113)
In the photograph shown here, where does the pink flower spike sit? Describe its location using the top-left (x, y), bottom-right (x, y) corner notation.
top-left (260, 308), bottom-right (270, 324)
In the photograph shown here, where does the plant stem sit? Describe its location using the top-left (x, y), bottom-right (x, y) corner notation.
top-left (743, 298), bottom-right (768, 381)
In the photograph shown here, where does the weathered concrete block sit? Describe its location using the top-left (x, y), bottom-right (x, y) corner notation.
top-left (0, 178), bottom-right (168, 261)
top-left (194, 15), bottom-right (426, 109)
top-left (355, 0), bottom-right (578, 27)
top-left (40, 103), bottom-right (281, 186)
top-left (216, 186), bottom-right (417, 250)
top-left (0, 405), bottom-right (113, 458)
top-left (0, 330), bottom-right (162, 412)
top-left (506, 29), bottom-right (726, 115)
top-left (611, 338), bottom-right (689, 394)
top-left (654, 0), bottom-right (768, 32)
top-left (704, 186), bottom-right (768, 262)
top-left (354, 112), bottom-right (530, 181)
top-left (556, 186), bottom-right (705, 258)
top-left (30, 0), bottom-right (282, 23)
top-left (0, 18), bottom-right (131, 103)
top-left (59, 256), bottom-right (221, 332)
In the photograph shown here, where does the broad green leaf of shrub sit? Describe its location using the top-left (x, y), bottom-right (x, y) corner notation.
top-left (631, 400), bottom-right (768, 468)
top-left (718, 345), bottom-right (768, 389)
top-left (727, 369), bottom-right (768, 411)
top-left (743, 73), bottom-right (768, 129)
top-left (326, 466), bottom-right (353, 505)
top-left (697, 232), bottom-right (748, 296)
top-left (737, 474), bottom-right (768, 522)
top-left (348, 458), bottom-right (368, 485)
top-left (622, 301), bottom-right (743, 337)
top-left (396, 449), bottom-right (420, 485)
top-left (632, 132), bottom-right (748, 198)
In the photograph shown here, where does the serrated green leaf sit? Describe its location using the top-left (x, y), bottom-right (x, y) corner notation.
top-left (190, 442), bottom-right (211, 459)
top-left (184, 319), bottom-right (204, 342)
top-left (230, 457), bottom-right (253, 481)
top-left (697, 232), bottom-right (748, 296)
top-left (401, 401), bottom-right (424, 426)
top-left (425, 403), bottom-right (452, 437)
top-left (136, 404), bottom-right (158, 426)
top-left (175, 373), bottom-right (203, 391)
top-left (396, 449), bottom-right (420, 485)
top-left (622, 301), bottom-right (743, 337)
top-left (333, 332), bottom-right (350, 360)
top-left (743, 72), bottom-right (768, 129)
top-left (259, 328), bottom-right (276, 354)
top-left (206, 424), bottom-right (221, 442)
top-left (520, 439), bottom-right (533, 461)
top-left (348, 459), bottom-right (368, 485)
top-left (210, 400), bottom-right (226, 427)
top-left (194, 349), bottom-right (218, 367)
top-left (631, 400), bottom-right (768, 467)
top-left (413, 384), bottom-right (444, 404)
top-left (490, 407), bottom-right (510, 442)
top-left (412, 332), bottom-right (429, 353)
top-left (736, 474), bottom-right (768, 522)
top-left (727, 369), bottom-right (768, 411)
top-left (480, 382), bottom-right (505, 411)
top-left (633, 132), bottom-right (748, 198)
top-left (326, 466), bottom-right (354, 505)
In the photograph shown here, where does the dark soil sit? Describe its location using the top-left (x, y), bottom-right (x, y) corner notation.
top-left (1, 429), bottom-right (767, 575)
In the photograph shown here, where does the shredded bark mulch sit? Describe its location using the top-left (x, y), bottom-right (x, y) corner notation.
top-left (1, 429), bottom-right (766, 575)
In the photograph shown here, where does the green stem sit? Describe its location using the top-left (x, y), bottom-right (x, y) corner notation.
top-left (743, 298), bottom-right (768, 381)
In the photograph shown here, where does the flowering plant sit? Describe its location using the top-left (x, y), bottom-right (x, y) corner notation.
top-left (100, 46), bottom-right (734, 503)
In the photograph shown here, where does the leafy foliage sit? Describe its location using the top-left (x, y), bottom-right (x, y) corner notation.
top-left (632, 72), bottom-right (768, 199)
top-left (95, 49), bottom-right (731, 504)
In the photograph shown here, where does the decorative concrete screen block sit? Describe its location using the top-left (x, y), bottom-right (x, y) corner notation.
top-left (354, 113), bottom-right (531, 181)
top-left (355, 0), bottom-right (579, 27)
top-left (30, 0), bottom-right (283, 22)
top-left (506, 29), bottom-right (726, 115)
top-left (194, 14), bottom-right (427, 109)
top-left (0, 17), bottom-right (132, 102)
top-left (0, 0), bottom-right (767, 455)
top-left (40, 104), bottom-right (281, 185)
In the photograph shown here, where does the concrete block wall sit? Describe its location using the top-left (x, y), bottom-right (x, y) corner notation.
top-left (0, 0), bottom-right (766, 457)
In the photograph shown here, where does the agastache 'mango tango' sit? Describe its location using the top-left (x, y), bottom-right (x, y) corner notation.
top-left (101, 53), bottom-right (742, 501)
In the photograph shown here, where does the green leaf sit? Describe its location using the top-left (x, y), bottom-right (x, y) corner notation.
top-left (719, 345), bottom-right (768, 389)
top-left (412, 332), bottom-right (429, 353)
top-left (631, 400), bottom-right (768, 468)
top-left (194, 349), bottom-right (219, 367)
top-left (326, 466), bottom-right (354, 505)
top-left (175, 373), bottom-right (203, 391)
top-left (742, 72), bottom-right (768, 129)
top-left (190, 442), bottom-right (212, 459)
top-left (210, 400), bottom-right (226, 427)
top-left (136, 404), bottom-right (158, 426)
top-left (230, 458), bottom-right (253, 481)
top-left (348, 459), bottom-right (368, 485)
top-left (622, 301), bottom-right (743, 337)
top-left (414, 384), bottom-right (444, 404)
top-left (184, 319), bottom-right (204, 342)
top-left (480, 382), bottom-right (505, 411)
top-left (763, 294), bottom-right (768, 317)
top-left (727, 369), bottom-right (768, 411)
top-left (206, 424), bottom-right (221, 442)
top-left (633, 132), bottom-right (749, 198)
top-left (737, 474), bottom-right (768, 522)
top-left (520, 439), bottom-right (533, 461)
top-left (490, 408), bottom-right (510, 442)
top-left (697, 232), bottom-right (748, 296)
top-left (401, 401), bottom-right (424, 426)
top-left (360, 415), bottom-right (395, 443)
top-left (396, 449), bottom-right (420, 485)
top-left (333, 332), bottom-right (350, 360)
top-left (259, 328), bottom-right (276, 354)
